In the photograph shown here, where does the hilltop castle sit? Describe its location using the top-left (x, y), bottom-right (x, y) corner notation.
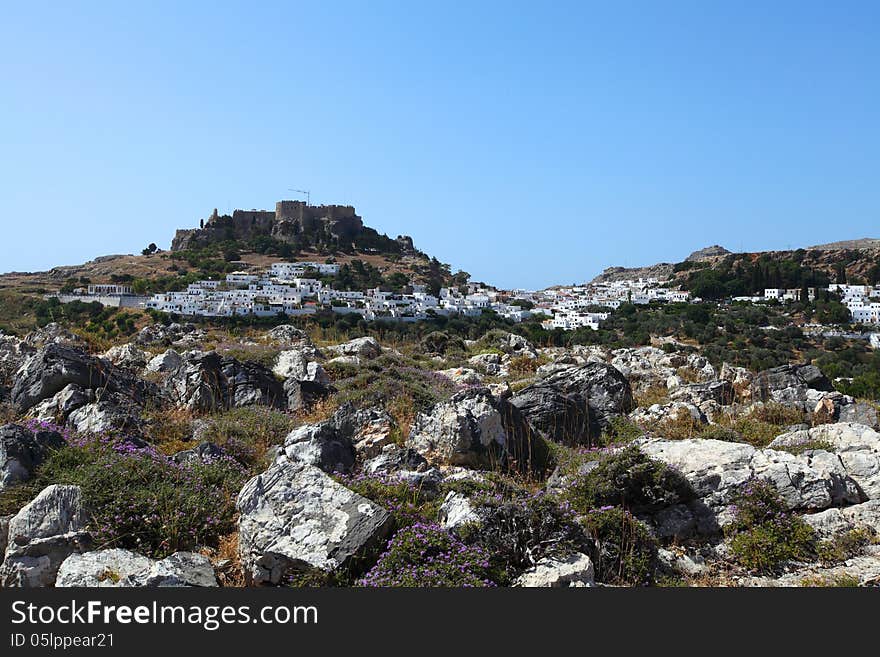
top-left (170, 200), bottom-right (371, 251)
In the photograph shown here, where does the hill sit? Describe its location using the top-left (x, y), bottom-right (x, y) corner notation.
top-left (0, 201), bottom-right (469, 334)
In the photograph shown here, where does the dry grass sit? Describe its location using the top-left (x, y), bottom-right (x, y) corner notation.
top-left (635, 384), bottom-right (670, 408)
top-left (143, 406), bottom-right (197, 455)
top-left (202, 532), bottom-right (246, 587)
top-left (675, 366), bottom-right (702, 384)
top-left (0, 402), bottom-right (19, 424)
top-left (386, 394), bottom-right (417, 445)
top-left (296, 397), bottom-right (340, 425)
top-left (653, 413), bottom-right (706, 440)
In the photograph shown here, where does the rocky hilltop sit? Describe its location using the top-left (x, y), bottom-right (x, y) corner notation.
top-left (170, 200), bottom-right (416, 255)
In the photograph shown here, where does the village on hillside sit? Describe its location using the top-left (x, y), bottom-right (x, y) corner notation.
top-left (47, 257), bottom-right (880, 334)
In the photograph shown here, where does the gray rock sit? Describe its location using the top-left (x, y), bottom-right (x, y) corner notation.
top-left (0, 424), bottom-right (66, 490)
top-left (237, 460), bottom-right (393, 584)
top-left (265, 325), bottom-right (312, 347)
top-left (56, 549), bottom-right (154, 587)
top-left (56, 549), bottom-right (218, 587)
top-left (165, 351), bottom-right (284, 411)
top-left (407, 387), bottom-right (549, 474)
top-left (23, 323), bottom-right (86, 349)
top-left (102, 343), bottom-right (150, 369)
top-left (669, 381), bottom-right (734, 406)
top-left (134, 323), bottom-right (198, 347)
top-left (11, 344), bottom-right (155, 414)
top-left (30, 384), bottom-right (95, 423)
top-left (361, 446), bottom-right (428, 477)
top-left (282, 422), bottom-right (356, 474)
top-left (511, 363), bottom-right (634, 445)
top-left (768, 423), bottom-right (880, 499)
top-left (1, 485), bottom-right (91, 587)
top-left (145, 349), bottom-right (182, 374)
top-left (281, 404), bottom-right (394, 473)
top-left (513, 553), bottom-right (595, 587)
top-left (273, 347), bottom-right (329, 385)
top-left (325, 337), bottom-right (381, 360)
top-left (283, 378), bottom-right (333, 413)
top-left (636, 437), bottom-right (862, 531)
top-left (11, 345), bottom-right (109, 412)
top-left (839, 402), bottom-right (880, 430)
top-left (509, 385), bottom-right (588, 446)
top-left (438, 491), bottom-right (481, 530)
top-left (171, 441), bottom-right (225, 466)
top-left (468, 353), bottom-right (502, 375)
top-left (435, 367), bottom-right (484, 386)
top-left (803, 500), bottom-right (880, 539)
top-left (750, 364), bottom-right (833, 408)
top-left (142, 552), bottom-right (218, 587)
top-left (66, 400), bottom-right (143, 435)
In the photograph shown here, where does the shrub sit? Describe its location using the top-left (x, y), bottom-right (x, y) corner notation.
top-left (751, 402), bottom-right (806, 426)
top-left (817, 527), bottom-right (876, 564)
top-left (506, 355), bottom-right (539, 378)
top-left (580, 507), bottom-right (658, 586)
top-left (563, 446), bottom-right (694, 515)
top-left (697, 424), bottom-right (745, 443)
top-left (340, 474), bottom-right (440, 527)
top-left (635, 385), bottom-right (669, 407)
top-left (800, 573), bottom-right (861, 587)
top-left (28, 434), bottom-right (246, 558)
top-left (331, 355), bottom-right (456, 413)
top-left (358, 522), bottom-right (496, 587)
top-left (720, 416), bottom-right (785, 448)
top-left (461, 493), bottom-right (588, 585)
top-left (420, 331), bottom-right (466, 356)
top-left (598, 416), bottom-right (644, 446)
top-left (653, 414), bottom-right (705, 440)
top-left (726, 480), bottom-right (816, 573)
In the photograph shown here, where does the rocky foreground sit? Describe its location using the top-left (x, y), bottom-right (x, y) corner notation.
top-left (0, 322), bottom-right (878, 587)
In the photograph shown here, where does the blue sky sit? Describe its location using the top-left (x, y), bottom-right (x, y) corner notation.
top-left (1, 1), bottom-right (878, 289)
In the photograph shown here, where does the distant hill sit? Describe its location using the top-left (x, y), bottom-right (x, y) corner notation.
top-left (808, 238), bottom-right (880, 251)
top-left (591, 241), bottom-right (880, 299)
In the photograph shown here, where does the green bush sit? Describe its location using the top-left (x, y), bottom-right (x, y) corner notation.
top-left (726, 480), bottom-right (816, 573)
top-left (461, 493), bottom-right (588, 586)
top-left (563, 446), bottom-right (694, 514)
top-left (580, 508), bottom-right (658, 586)
top-left (817, 527), bottom-right (876, 564)
top-left (26, 436), bottom-right (246, 558)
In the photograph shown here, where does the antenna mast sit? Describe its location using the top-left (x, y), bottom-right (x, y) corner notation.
top-left (288, 188), bottom-right (310, 206)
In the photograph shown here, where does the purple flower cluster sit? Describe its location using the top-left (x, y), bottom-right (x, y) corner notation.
top-left (358, 522), bottom-right (497, 588)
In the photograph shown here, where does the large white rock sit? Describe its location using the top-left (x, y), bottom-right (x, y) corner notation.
top-left (636, 437), bottom-right (862, 526)
top-left (513, 553), bottom-right (595, 587)
top-left (769, 423), bottom-right (880, 499)
top-left (237, 460), bottom-right (392, 585)
top-left (145, 349), bottom-right (181, 374)
top-left (56, 549), bottom-right (218, 587)
top-left (324, 337), bottom-right (381, 360)
top-left (0, 485), bottom-right (91, 587)
top-left (438, 491), bottom-right (481, 530)
top-left (803, 500), bottom-right (880, 539)
top-left (272, 347), bottom-right (329, 385)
